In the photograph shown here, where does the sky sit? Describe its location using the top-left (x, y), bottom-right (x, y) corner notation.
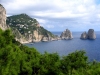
top-left (1, 0), bottom-right (100, 31)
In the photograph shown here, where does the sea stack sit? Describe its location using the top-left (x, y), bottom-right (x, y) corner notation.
top-left (60, 29), bottom-right (73, 40)
top-left (0, 4), bottom-right (8, 30)
top-left (80, 29), bottom-right (96, 40)
top-left (80, 32), bottom-right (88, 39)
top-left (88, 29), bottom-right (96, 40)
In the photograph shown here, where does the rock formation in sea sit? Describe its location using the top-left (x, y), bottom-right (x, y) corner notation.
top-left (0, 4), bottom-right (8, 30)
top-left (88, 29), bottom-right (96, 40)
top-left (80, 32), bottom-right (88, 39)
top-left (60, 29), bottom-right (73, 40)
top-left (80, 29), bottom-right (96, 40)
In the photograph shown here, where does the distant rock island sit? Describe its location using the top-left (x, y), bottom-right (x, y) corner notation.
top-left (80, 29), bottom-right (96, 40)
top-left (88, 29), bottom-right (96, 39)
top-left (60, 29), bottom-right (73, 40)
top-left (80, 32), bottom-right (88, 39)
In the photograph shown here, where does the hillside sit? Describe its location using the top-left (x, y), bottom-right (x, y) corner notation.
top-left (6, 14), bottom-right (56, 43)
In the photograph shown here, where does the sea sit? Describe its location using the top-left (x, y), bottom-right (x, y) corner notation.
top-left (25, 31), bottom-right (100, 61)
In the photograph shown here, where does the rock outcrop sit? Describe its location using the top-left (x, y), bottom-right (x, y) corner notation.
top-left (88, 29), bottom-right (96, 40)
top-left (42, 36), bottom-right (49, 42)
top-left (80, 32), bottom-right (88, 39)
top-left (12, 28), bottom-right (29, 43)
top-left (60, 29), bottom-right (73, 40)
top-left (33, 30), bottom-right (54, 42)
top-left (0, 4), bottom-right (8, 30)
top-left (80, 29), bottom-right (96, 40)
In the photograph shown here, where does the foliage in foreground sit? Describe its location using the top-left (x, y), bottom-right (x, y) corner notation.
top-left (0, 29), bottom-right (100, 75)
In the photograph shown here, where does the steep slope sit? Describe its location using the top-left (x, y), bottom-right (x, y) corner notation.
top-left (0, 4), bottom-right (8, 30)
top-left (6, 14), bottom-right (56, 43)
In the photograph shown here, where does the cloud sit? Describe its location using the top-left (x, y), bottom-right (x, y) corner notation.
top-left (35, 18), bottom-right (48, 24)
top-left (1, 0), bottom-right (100, 31)
top-left (46, 25), bottom-right (55, 29)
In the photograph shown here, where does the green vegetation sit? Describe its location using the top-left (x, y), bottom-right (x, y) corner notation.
top-left (6, 14), bottom-right (39, 34)
top-left (0, 29), bottom-right (100, 75)
top-left (38, 26), bottom-right (54, 37)
top-left (6, 14), bottom-right (54, 37)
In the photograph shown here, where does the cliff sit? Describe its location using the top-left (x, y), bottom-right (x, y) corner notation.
top-left (6, 14), bottom-right (56, 43)
top-left (0, 4), bottom-right (8, 30)
top-left (60, 29), bottom-right (73, 40)
top-left (88, 29), bottom-right (96, 40)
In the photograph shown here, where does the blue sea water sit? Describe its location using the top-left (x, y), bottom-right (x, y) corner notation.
top-left (25, 32), bottom-right (100, 61)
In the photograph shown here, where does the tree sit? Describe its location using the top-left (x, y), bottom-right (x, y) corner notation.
top-left (60, 50), bottom-right (88, 75)
top-left (38, 52), bottom-right (61, 75)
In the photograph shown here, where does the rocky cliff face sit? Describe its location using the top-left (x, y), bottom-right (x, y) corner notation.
top-left (88, 29), bottom-right (96, 40)
top-left (0, 4), bottom-right (8, 30)
top-left (12, 28), bottom-right (29, 43)
top-left (60, 29), bottom-right (73, 40)
top-left (80, 32), bottom-right (88, 39)
top-left (80, 29), bottom-right (96, 40)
